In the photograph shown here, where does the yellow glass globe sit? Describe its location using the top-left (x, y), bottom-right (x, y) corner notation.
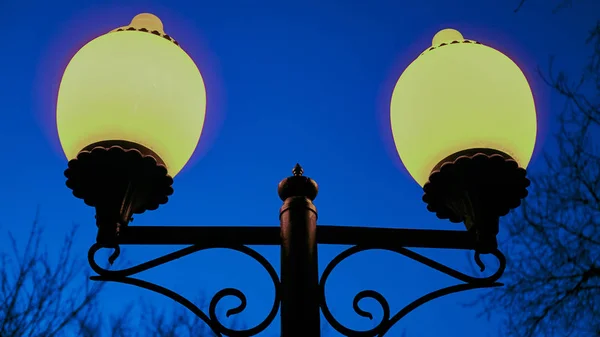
top-left (56, 13), bottom-right (206, 177)
top-left (391, 28), bottom-right (537, 187)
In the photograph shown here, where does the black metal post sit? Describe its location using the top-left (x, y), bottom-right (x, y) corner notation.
top-left (278, 164), bottom-right (320, 337)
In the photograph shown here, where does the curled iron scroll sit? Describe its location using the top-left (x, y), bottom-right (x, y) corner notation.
top-left (88, 243), bottom-right (280, 337)
top-left (319, 246), bottom-right (506, 337)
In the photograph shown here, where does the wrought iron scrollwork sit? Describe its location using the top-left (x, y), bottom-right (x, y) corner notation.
top-left (319, 246), bottom-right (506, 337)
top-left (88, 243), bottom-right (281, 337)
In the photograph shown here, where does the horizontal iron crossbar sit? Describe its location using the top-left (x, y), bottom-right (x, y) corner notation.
top-left (113, 225), bottom-right (477, 250)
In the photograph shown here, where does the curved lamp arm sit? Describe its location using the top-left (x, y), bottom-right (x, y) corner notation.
top-left (88, 243), bottom-right (281, 337)
top-left (88, 224), bottom-right (502, 337)
top-left (319, 246), bottom-right (505, 337)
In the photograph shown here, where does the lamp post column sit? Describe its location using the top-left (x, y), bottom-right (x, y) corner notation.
top-left (278, 164), bottom-right (320, 337)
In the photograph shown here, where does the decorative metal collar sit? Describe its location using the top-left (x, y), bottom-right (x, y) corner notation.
top-left (110, 26), bottom-right (180, 47)
top-left (420, 39), bottom-right (483, 56)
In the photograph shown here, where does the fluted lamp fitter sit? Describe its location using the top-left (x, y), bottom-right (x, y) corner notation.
top-left (56, 13), bottom-right (206, 244)
top-left (390, 28), bottom-right (537, 253)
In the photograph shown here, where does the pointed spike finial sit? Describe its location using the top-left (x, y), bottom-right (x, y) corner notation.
top-left (293, 163), bottom-right (304, 176)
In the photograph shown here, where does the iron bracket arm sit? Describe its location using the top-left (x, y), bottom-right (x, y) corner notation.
top-left (113, 225), bottom-right (477, 250)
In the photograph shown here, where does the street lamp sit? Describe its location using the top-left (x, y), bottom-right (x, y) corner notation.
top-left (390, 28), bottom-right (536, 253)
top-left (57, 15), bottom-right (536, 337)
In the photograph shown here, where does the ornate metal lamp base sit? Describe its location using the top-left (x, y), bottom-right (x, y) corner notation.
top-left (81, 164), bottom-right (512, 337)
top-left (64, 140), bottom-right (173, 243)
top-left (422, 148), bottom-right (530, 253)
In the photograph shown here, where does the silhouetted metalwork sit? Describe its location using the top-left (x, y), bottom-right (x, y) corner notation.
top-left (278, 163), bottom-right (320, 336)
top-left (423, 148), bottom-right (530, 253)
top-left (79, 163), bottom-right (521, 337)
top-left (88, 243), bottom-right (281, 337)
top-left (65, 140), bottom-right (174, 245)
top-left (319, 246), bottom-right (506, 336)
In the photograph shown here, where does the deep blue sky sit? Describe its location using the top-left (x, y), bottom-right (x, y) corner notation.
top-left (0, 0), bottom-right (598, 336)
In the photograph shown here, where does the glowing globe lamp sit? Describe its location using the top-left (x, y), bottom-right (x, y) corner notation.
top-left (56, 13), bottom-right (206, 244)
top-left (57, 13), bottom-right (205, 177)
top-left (390, 29), bottom-right (537, 253)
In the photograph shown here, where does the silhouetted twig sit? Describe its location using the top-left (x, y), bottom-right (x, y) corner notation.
top-left (0, 215), bottom-right (219, 336)
top-left (469, 3), bottom-right (600, 336)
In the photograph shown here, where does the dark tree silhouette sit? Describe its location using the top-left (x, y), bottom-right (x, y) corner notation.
top-left (105, 298), bottom-right (223, 337)
top-left (514, 0), bottom-right (575, 13)
top-left (473, 1), bottom-right (600, 337)
top-left (0, 215), bottom-right (104, 337)
top-left (0, 216), bottom-right (220, 337)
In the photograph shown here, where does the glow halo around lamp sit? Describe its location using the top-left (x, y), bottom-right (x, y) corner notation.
top-left (57, 13), bottom-right (206, 178)
top-left (56, 13), bottom-right (206, 243)
top-left (390, 28), bottom-right (537, 253)
top-left (390, 28), bottom-right (536, 187)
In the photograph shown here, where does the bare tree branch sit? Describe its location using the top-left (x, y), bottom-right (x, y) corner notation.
top-left (0, 214), bottom-right (105, 337)
top-left (514, 0), bottom-right (528, 13)
top-left (469, 4), bottom-right (600, 336)
top-left (515, 0), bottom-right (576, 13)
top-left (0, 216), bottom-right (226, 336)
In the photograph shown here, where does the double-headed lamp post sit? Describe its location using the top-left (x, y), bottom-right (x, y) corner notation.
top-left (56, 14), bottom-right (537, 337)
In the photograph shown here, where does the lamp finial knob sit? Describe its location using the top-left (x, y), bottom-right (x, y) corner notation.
top-left (432, 28), bottom-right (464, 46)
top-left (293, 163), bottom-right (304, 176)
top-left (130, 13), bottom-right (164, 33)
top-left (278, 164), bottom-right (318, 201)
